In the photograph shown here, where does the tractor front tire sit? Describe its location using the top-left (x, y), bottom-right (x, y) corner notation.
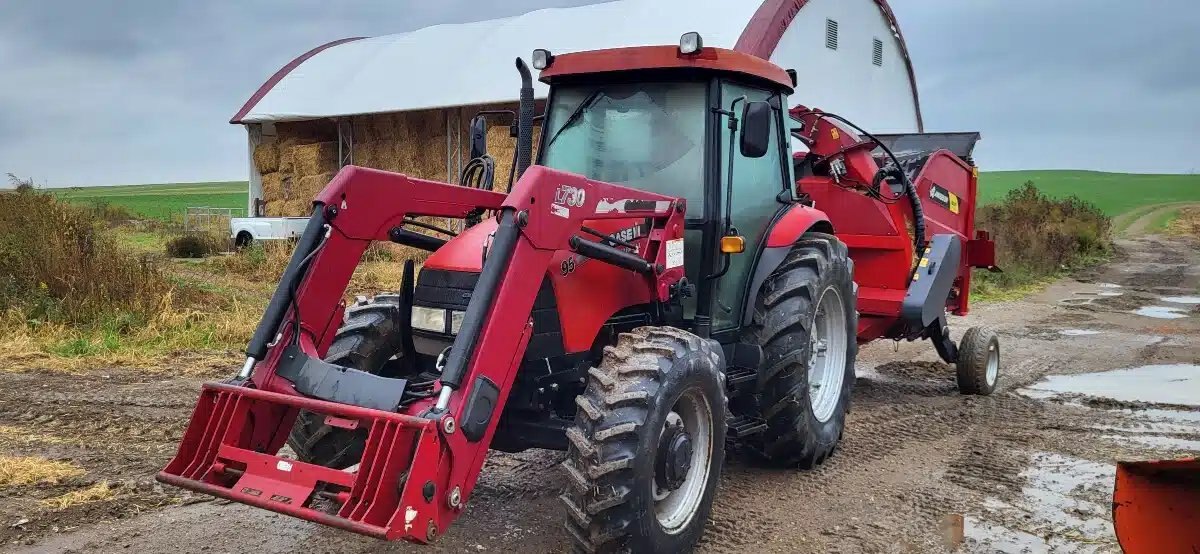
top-left (561, 327), bottom-right (727, 553)
top-left (750, 232), bottom-right (857, 468)
top-left (287, 294), bottom-right (408, 468)
top-left (956, 326), bottom-right (999, 395)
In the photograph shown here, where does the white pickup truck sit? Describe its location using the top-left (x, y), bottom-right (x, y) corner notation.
top-left (230, 217), bottom-right (309, 248)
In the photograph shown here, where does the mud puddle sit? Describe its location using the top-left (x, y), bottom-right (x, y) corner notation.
top-left (1132, 306), bottom-right (1189, 319)
top-left (1058, 329), bottom-right (1101, 336)
top-left (1021, 364), bottom-right (1200, 407)
top-left (964, 452), bottom-right (1116, 553)
top-left (1162, 295), bottom-right (1200, 305)
top-left (963, 364), bottom-right (1200, 551)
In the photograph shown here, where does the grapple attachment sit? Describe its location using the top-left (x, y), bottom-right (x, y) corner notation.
top-left (159, 383), bottom-right (444, 541)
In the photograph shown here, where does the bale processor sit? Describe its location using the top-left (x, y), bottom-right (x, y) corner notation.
top-left (160, 35), bottom-right (997, 552)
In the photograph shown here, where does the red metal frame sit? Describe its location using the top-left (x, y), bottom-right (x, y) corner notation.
top-left (159, 165), bottom-right (687, 543)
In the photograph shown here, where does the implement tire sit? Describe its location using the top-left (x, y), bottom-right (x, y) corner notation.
top-left (956, 326), bottom-right (999, 395)
top-left (561, 327), bottom-right (727, 553)
top-left (287, 294), bottom-right (407, 468)
top-left (749, 232), bottom-right (857, 468)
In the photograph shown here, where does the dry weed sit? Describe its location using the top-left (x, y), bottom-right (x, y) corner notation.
top-left (0, 456), bottom-right (84, 486)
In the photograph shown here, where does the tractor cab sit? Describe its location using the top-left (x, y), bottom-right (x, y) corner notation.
top-left (446, 35), bottom-right (806, 339)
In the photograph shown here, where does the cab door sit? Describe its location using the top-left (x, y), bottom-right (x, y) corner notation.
top-left (712, 82), bottom-right (792, 331)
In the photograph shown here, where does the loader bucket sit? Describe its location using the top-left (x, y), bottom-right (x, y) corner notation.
top-left (1112, 458), bottom-right (1200, 553)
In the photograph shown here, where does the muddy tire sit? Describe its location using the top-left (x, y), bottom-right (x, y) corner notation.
top-left (287, 294), bottom-right (407, 468)
top-left (749, 232), bottom-right (857, 468)
top-left (956, 326), bottom-right (999, 395)
top-left (560, 327), bottom-right (727, 553)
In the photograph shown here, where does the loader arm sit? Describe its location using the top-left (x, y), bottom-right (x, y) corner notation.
top-left (159, 164), bottom-right (687, 543)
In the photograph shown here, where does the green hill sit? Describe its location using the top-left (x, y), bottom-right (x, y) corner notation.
top-left (52, 181), bottom-right (248, 221)
top-left (978, 170), bottom-right (1200, 216)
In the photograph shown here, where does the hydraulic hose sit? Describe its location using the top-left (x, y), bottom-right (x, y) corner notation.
top-left (460, 155), bottom-right (495, 191)
top-left (799, 110), bottom-right (928, 257)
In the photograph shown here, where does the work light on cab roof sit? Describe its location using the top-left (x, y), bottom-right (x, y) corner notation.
top-left (531, 49), bottom-right (553, 70)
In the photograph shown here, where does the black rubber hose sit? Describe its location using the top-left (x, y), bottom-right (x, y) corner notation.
top-left (460, 155), bottom-right (495, 191)
top-left (798, 110), bottom-right (928, 256)
top-left (900, 167), bottom-right (928, 255)
top-left (514, 58), bottom-right (535, 182)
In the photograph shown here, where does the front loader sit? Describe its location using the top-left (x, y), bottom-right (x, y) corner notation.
top-left (161, 34), bottom-right (998, 552)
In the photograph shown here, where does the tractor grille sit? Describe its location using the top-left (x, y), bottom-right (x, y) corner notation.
top-left (413, 268), bottom-right (565, 360)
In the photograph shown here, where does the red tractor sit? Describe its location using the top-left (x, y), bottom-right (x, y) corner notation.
top-left (161, 34), bottom-right (998, 552)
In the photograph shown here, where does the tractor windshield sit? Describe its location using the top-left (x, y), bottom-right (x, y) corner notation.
top-left (540, 82), bottom-right (707, 214)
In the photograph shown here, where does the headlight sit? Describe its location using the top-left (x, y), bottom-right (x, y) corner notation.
top-left (450, 310), bottom-right (465, 334)
top-left (411, 306), bottom-right (447, 333)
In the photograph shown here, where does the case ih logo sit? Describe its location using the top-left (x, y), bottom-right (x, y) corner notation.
top-left (551, 184), bottom-right (586, 218)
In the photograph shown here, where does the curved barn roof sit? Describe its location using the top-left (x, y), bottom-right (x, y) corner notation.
top-left (233, 0), bottom-right (921, 131)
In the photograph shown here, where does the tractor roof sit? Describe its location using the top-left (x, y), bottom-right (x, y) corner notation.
top-left (539, 46), bottom-right (794, 94)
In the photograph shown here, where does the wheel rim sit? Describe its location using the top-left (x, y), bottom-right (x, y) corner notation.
top-left (652, 388), bottom-right (713, 534)
top-left (985, 341), bottom-right (999, 386)
top-left (808, 286), bottom-right (848, 423)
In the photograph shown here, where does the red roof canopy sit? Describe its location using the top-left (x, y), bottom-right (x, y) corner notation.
top-left (539, 46), bottom-right (794, 92)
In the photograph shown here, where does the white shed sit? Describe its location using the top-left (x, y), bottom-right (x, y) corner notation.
top-left (234, 0), bottom-right (921, 216)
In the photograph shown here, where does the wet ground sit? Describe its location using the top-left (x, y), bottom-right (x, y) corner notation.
top-left (1, 231), bottom-right (1197, 553)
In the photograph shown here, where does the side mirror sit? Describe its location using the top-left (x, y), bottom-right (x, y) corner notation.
top-left (739, 101), bottom-right (772, 158)
top-left (468, 115), bottom-right (488, 159)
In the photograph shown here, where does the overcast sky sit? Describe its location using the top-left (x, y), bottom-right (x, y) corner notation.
top-left (0, 0), bottom-right (1196, 187)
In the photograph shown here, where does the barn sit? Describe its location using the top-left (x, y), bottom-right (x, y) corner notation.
top-left (232, 0), bottom-right (921, 217)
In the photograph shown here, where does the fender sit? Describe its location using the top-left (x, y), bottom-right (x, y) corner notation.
top-left (741, 204), bottom-right (834, 325)
top-left (765, 204), bottom-right (833, 247)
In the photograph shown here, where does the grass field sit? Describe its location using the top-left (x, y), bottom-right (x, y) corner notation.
top-left (52, 181), bottom-right (247, 221)
top-left (977, 170), bottom-right (1200, 215)
top-left (47, 171), bottom-right (1199, 223)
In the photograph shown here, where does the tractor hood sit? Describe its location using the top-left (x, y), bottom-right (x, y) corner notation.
top-left (422, 219), bottom-right (495, 273)
top-left (415, 215), bottom-right (660, 355)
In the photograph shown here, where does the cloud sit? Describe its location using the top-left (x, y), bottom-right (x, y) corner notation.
top-left (0, 0), bottom-right (1196, 186)
top-left (896, 0), bottom-right (1200, 172)
top-left (0, 0), bottom-right (596, 186)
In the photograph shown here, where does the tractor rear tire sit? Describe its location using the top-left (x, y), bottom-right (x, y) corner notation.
top-left (287, 294), bottom-right (408, 468)
top-left (956, 326), bottom-right (999, 395)
top-left (749, 232), bottom-right (857, 468)
top-left (561, 327), bottom-right (727, 554)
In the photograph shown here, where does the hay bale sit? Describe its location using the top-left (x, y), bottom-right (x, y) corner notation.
top-left (291, 141), bottom-right (339, 177)
top-left (263, 200), bottom-right (284, 217)
top-left (253, 141), bottom-right (280, 174)
top-left (295, 172), bottom-right (337, 202)
top-left (487, 125), bottom-right (540, 193)
top-left (276, 119), bottom-right (337, 144)
top-left (280, 198), bottom-right (313, 217)
top-left (277, 139), bottom-right (297, 174)
top-left (261, 172), bottom-right (285, 203)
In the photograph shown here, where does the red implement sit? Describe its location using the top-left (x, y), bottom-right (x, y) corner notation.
top-left (1112, 458), bottom-right (1200, 553)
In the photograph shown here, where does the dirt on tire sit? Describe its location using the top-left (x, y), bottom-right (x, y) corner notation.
top-left (2, 232), bottom-right (1198, 553)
